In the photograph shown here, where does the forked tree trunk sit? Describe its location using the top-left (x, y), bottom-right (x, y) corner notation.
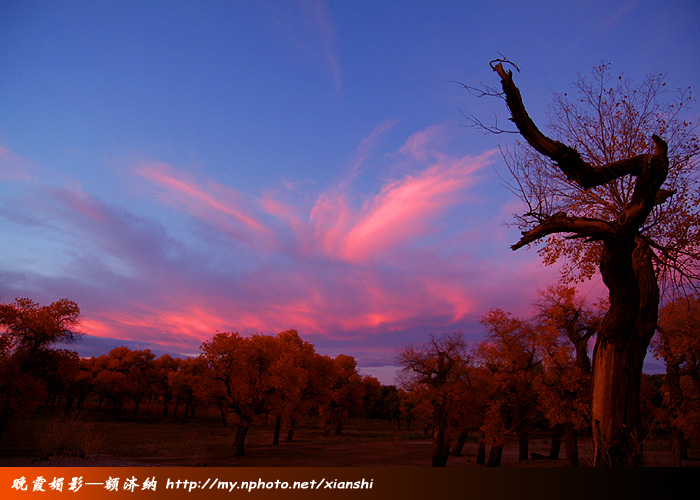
top-left (592, 236), bottom-right (658, 467)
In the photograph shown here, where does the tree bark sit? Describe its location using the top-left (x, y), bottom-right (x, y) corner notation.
top-left (451, 430), bottom-right (469, 457)
top-left (592, 236), bottom-right (658, 466)
top-left (431, 420), bottom-right (450, 467)
top-left (273, 414), bottom-right (282, 445)
top-left (564, 424), bottom-right (579, 467)
top-left (476, 433), bottom-right (486, 465)
top-left (486, 445), bottom-right (503, 467)
top-left (671, 429), bottom-right (683, 467)
top-left (235, 423), bottom-right (249, 456)
top-left (286, 418), bottom-right (296, 442)
top-left (549, 426), bottom-right (562, 460)
top-left (518, 429), bottom-right (529, 461)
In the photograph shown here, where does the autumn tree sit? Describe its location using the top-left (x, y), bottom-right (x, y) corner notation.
top-left (153, 354), bottom-right (180, 418)
top-left (199, 332), bottom-right (283, 456)
top-left (475, 310), bottom-right (541, 466)
top-left (532, 285), bottom-right (600, 465)
top-left (168, 356), bottom-right (207, 423)
top-left (654, 295), bottom-right (700, 465)
top-left (267, 330), bottom-right (318, 445)
top-left (91, 346), bottom-right (156, 420)
top-left (0, 334), bottom-right (45, 435)
top-left (0, 298), bottom-right (81, 434)
top-left (42, 349), bottom-right (82, 409)
top-left (70, 356), bottom-right (97, 410)
top-left (362, 379), bottom-right (402, 427)
top-left (398, 333), bottom-right (472, 467)
top-left (0, 298), bottom-right (81, 355)
top-left (471, 60), bottom-right (699, 466)
top-left (317, 354), bottom-right (365, 437)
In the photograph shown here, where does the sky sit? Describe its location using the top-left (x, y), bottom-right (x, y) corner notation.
top-left (1, 1), bottom-right (699, 384)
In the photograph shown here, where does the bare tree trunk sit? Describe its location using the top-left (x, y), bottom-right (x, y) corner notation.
top-left (486, 445), bottom-right (503, 467)
top-left (286, 418), bottom-right (296, 442)
top-left (564, 424), bottom-right (579, 467)
top-left (235, 423), bottom-right (249, 456)
top-left (549, 426), bottom-right (562, 460)
top-left (671, 430), bottom-right (683, 467)
top-left (518, 429), bottom-right (529, 461)
top-left (592, 236), bottom-right (658, 467)
top-left (432, 425), bottom-right (450, 467)
top-left (272, 414), bottom-right (282, 446)
top-left (450, 430), bottom-right (469, 457)
top-left (476, 433), bottom-right (486, 465)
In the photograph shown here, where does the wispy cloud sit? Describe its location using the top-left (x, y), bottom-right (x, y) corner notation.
top-left (263, 0), bottom-right (342, 94)
top-left (0, 143), bottom-right (35, 181)
top-left (0, 131), bottom-right (564, 367)
top-left (136, 161), bottom-right (277, 249)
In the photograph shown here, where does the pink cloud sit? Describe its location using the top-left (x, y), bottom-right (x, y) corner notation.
top-left (0, 144), bottom-right (35, 181)
top-left (1, 123), bottom-right (577, 366)
top-left (311, 150), bottom-right (494, 262)
top-left (399, 125), bottom-right (447, 162)
top-left (56, 185), bottom-right (111, 225)
top-left (136, 161), bottom-right (276, 247)
top-left (347, 119), bottom-right (399, 179)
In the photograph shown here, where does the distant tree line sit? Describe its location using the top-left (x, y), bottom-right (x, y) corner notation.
top-left (1, 293), bottom-right (698, 465)
top-left (0, 298), bottom-right (401, 457)
top-left (397, 285), bottom-right (700, 467)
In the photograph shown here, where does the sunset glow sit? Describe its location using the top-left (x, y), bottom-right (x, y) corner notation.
top-left (1, 1), bottom-right (697, 383)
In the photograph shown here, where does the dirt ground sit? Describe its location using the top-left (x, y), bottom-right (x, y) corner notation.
top-left (1, 408), bottom-right (697, 468)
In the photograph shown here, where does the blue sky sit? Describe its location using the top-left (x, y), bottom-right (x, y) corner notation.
top-left (1, 0), bottom-right (698, 383)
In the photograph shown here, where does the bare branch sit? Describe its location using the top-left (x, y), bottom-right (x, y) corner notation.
top-left (512, 214), bottom-right (616, 250)
top-left (493, 63), bottom-right (669, 191)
